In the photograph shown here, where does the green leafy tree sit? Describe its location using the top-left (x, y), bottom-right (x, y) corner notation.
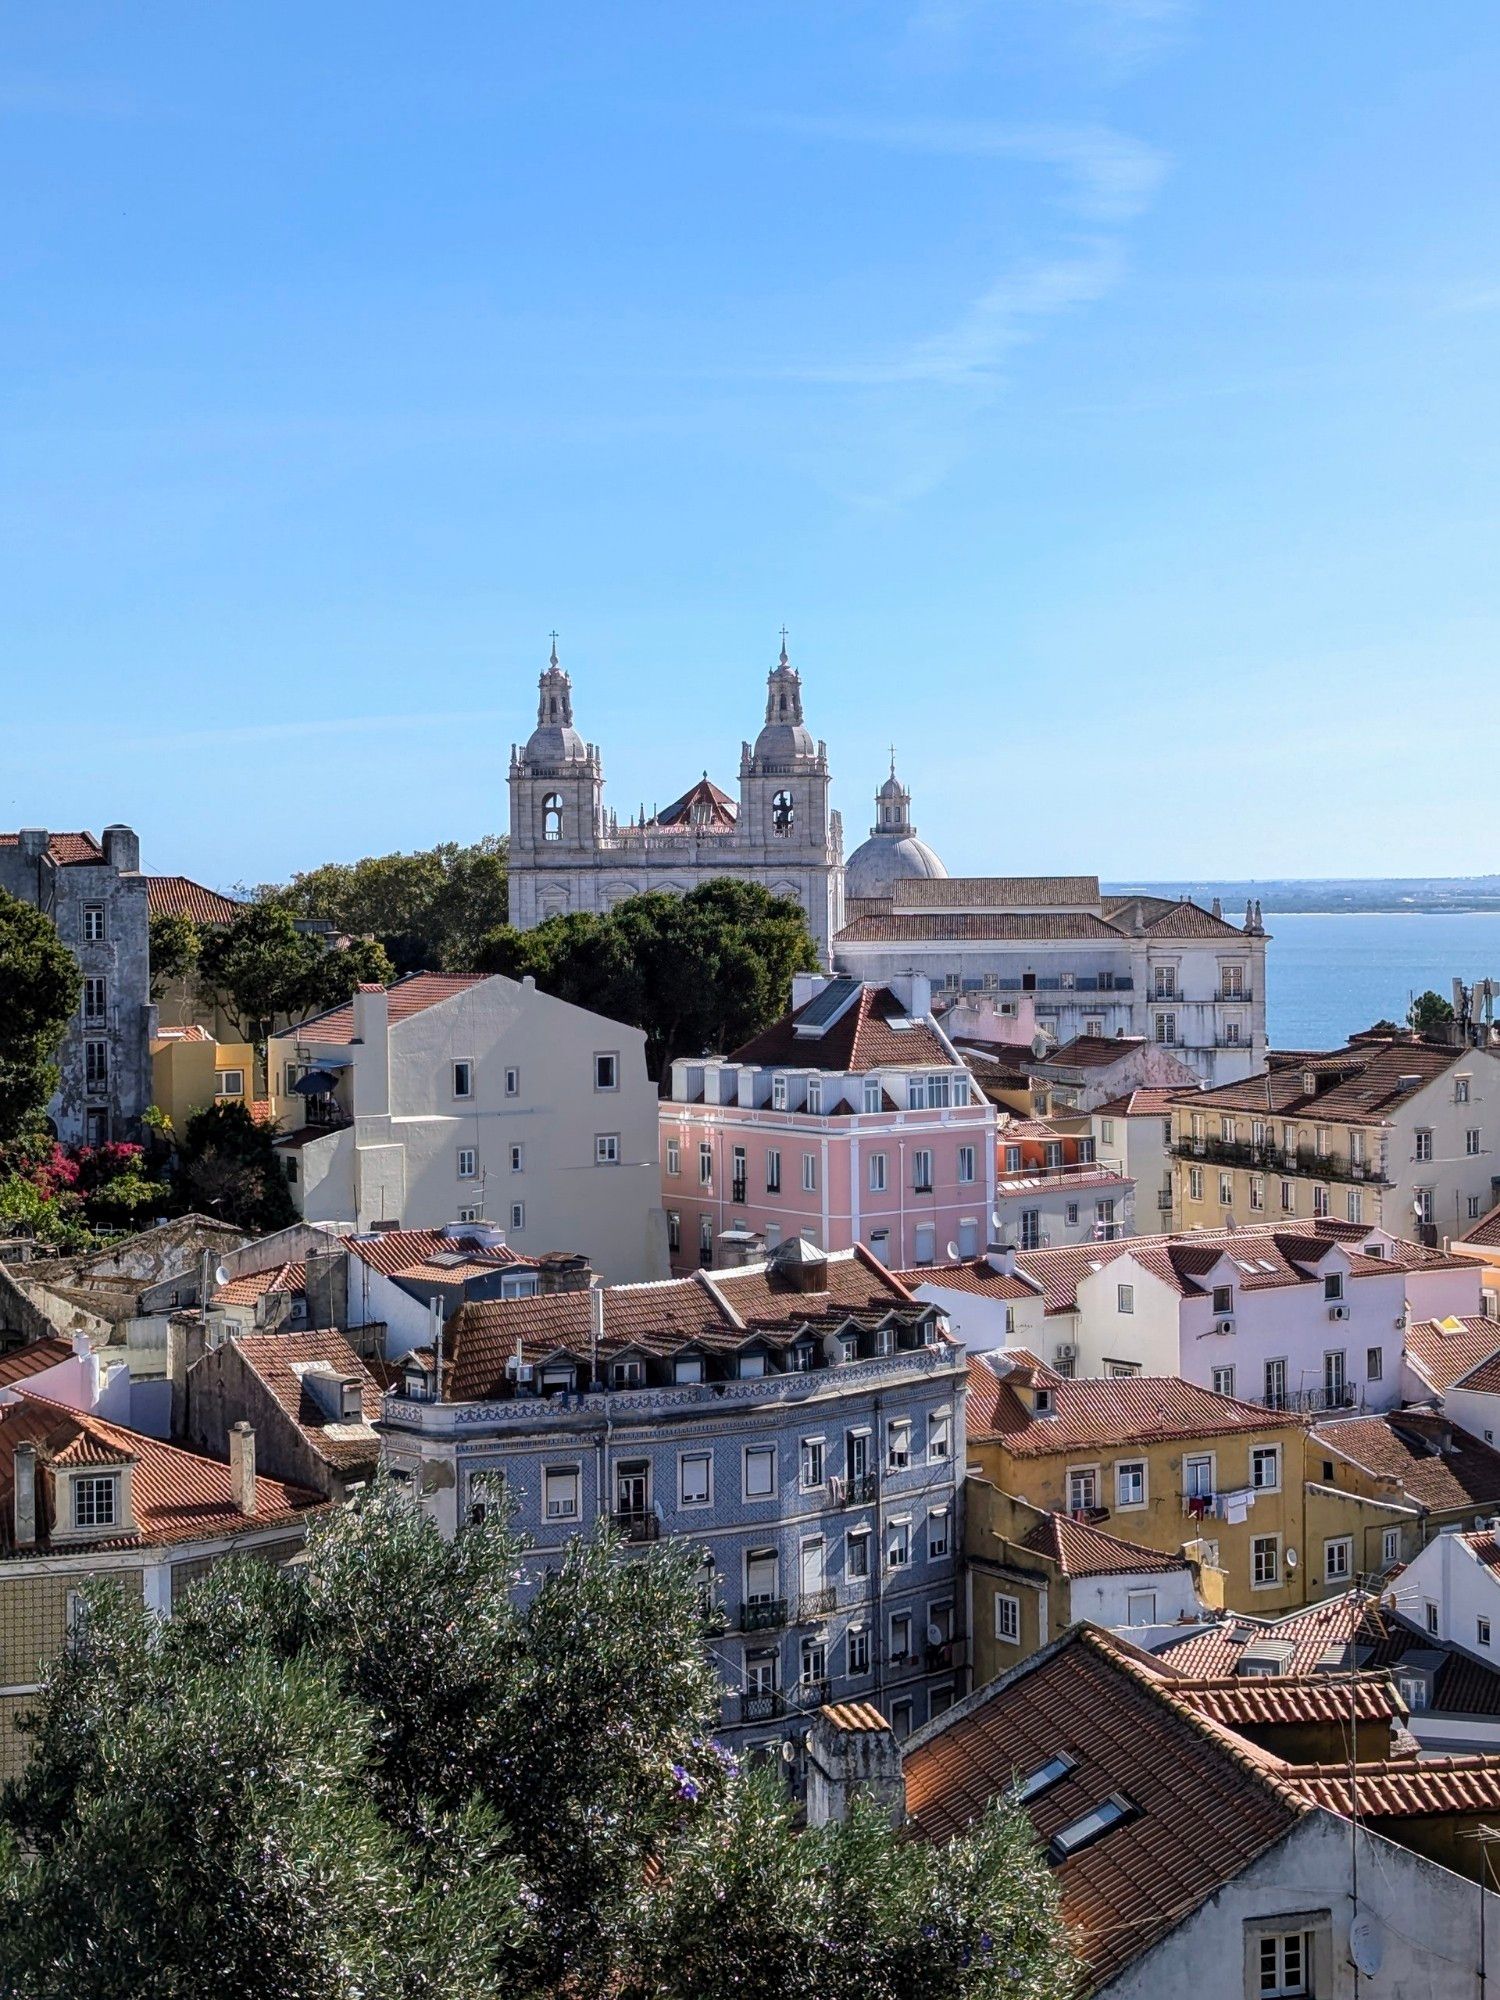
top-left (196, 903), bottom-right (328, 1052)
top-left (477, 878), bottom-right (818, 1076)
top-left (309, 934), bottom-right (397, 1011)
top-left (259, 837), bottom-right (509, 974)
top-left (1408, 989), bottom-right (1456, 1038)
top-left (1360, 1019), bottom-right (1402, 1038)
top-left (0, 889), bottom-right (81, 1144)
top-left (147, 910), bottom-right (201, 1001)
top-left (175, 1101), bottom-right (296, 1231)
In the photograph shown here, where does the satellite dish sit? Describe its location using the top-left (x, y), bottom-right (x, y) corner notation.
top-left (1350, 1913), bottom-right (1384, 1978)
top-left (926, 1621), bottom-right (945, 1647)
top-left (992, 1212), bottom-right (1004, 1235)
top-left (945, 1241), bottom-right (960, 1262)
top-left (1285, 1548), bottom-right (1299, 1570)
top-left (214, 1264), bottom-right (230, 1287)
top-left (1413, 1199), bottom-right (1426, 1217)
top-left (1031, 1033), bottom-right (1050, 1061)
top-left (780, 1738), bottom-right (797, 1764)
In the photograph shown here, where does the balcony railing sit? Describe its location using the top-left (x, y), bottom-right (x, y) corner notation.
top-left (835, 1472), bottom-right (879, 1508)
top-left (924, 1638), bottom-right (966, 1671)
top-left (740, 1597), bottom-right (788, 1633)
top-left (798, 1586), bottom-right (837, 1621)
top-left (1156, 1188), bottom-right (1174, 1211)
top-left (736, 1687), bottom-right (785, 1722)
top-left (611, 1509), bottom-right (661, 1543)
top-left (793, 1677), bottom-right (832, 1709)
top-left (1171, 1135), bottom-right (1386, 1187)
top-left (1261, 1387), bottom-right (1364, 1417)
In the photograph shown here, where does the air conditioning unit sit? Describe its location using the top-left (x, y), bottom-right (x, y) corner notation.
top-left (1394, 1314), bottom-right (1407, 1331)
top-left (1329, 1305), bottom-right (1351, 1322)
top-left (1054, 1343), bottom-right (1077, 1364)
top-left (1215, 1317), bottom-right (1235, 1336)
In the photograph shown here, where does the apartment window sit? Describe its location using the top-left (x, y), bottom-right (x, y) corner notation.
top-left (1188, 1166), bottom-right (1204, 1203)
top-left (887, 1419), bottom-right (911, 1471)
top-left (1067, 1468), bottom-right (1098, 1512)
top-left (510, 1202), bottom-right (525, 1229)
top-left (1154, 1012), bottom-right (1177, 1046)
top-left (595, 1134), bottom-right (620, 1166)
top-left (456, 1205), bottom-right (480, 1223)
top-left (1473, 1195), bottom-right (1486, 1220)
top-left (1312, 1185), bottom-right (1329, 1219)
top-left (1185, 1454), bottom-right (1214, 1500)
top-left (772, 1074), bottom-right (788, 1109)
top-left (1004, 1143), bottom-right (1023, 1175)
top-left (804, 1075), bottom-right (823, 1115)
top-left (1115, 1460), bottom-right (1146, 1508)
top-left (1415, 1186), bottom-right (1434, 1225)
top-left (1251, 1445), bottom-right (1281, 1492)
top-left (1264, 1358), bottom-right (1287, 1409)
top-left (457, 1148), bottom-right (477, 1179)
top-left (83, 976), bottom-right (106, 1023)
top-left (1280, 1179), bottom-right (1295, 1213)
top-left (995, 1593), bottom-right (1020, 1643)
top-left (1212, 1364), bottom-right (1235, 1396)
top-left (847, 1528), bottom-right (870, 1581)
top-left (674, 1355), bottom-right (702, 1385)
top-left (1481, 1617), bottom-right (1493, 1649)
top-left (1426, 1600), bottom-right (1440, 1636)
top-left (928, 1411), bottom-right (951, 1462)
top-left (72, 1473), bottom-right (119, 1530)
top-left (1044, 1141), bottom-right (1064, 1171)
top-left (847, 1626), bottom-right (870, 1674)
top-left (887, 1518), bottom-right (910, 1569)
top-left (1065, 1203), bottom-right (1079, 1227)
top-left (664, 1210), bottom-right (681, 1255)
top-left (1125, 1589), bottom-right (1158, 1628)
top-left (452, 1060), bottom-right (473, 1098)
top-left (868, 1227), bottom-right (890, 1262)
top-left (1220, 1115), bottom-right (1237, 1144)
top-left (956, 1144), bottom-right (975, 1184)
top-left (82, 904), bottom-right (106, 943)
top-left (763, 1147), bottom-right (781, 1195)
top-left (1382, 1527), bottom-right (1400, 1565)
top-left (728, 1146), bottom-right (747, 1204)
top-left (800, 1438), bottom-right (825, 1490)
top-left (1415, 1128), bottom-right (1433, 1162)
top-left (1325, 1537), bottom-right (1352, 1584)
top-left (1323, 1272), bottom-right (1343, 1302)
top-left (1020, 1210), bottom-right (1041, 1251)
top-left (214, 1069), bottom-right (244, 1098)
top-left (868, 1152), bottom-right (888, 1194)
top-left (1469, 1128), bottom-right (1483, 1156)
top-left (1248, 1175), bottom-right (1265, 1212)
top-left (1252, 1536), bottom-right (1280, 1588)
top-left (1324, 1349), bottom-right (1347, 1406)
top-left (1457, 1074), bottom-right (1473, 1103)
top-left (594, 1052), bottom-right (618, 1092)
top-left (799, 1638), bottom-right (827, 1688)
top-left (1153, 965), bottom-right (1176, 999)
top-left (1350, 1127), bottom-right (1366, 1162)
top-left (801, 1153), bottom-right (818, 1193)
top-left (543, 1467), bottom-right (580, 1521)
top-left (890, 1611), bottom-right (912, 1664)
top-left (928, 1507), bottom-right (950, 1559)
top-left (1219, 1173), bottom-right (1233, 1207)
top-left (743, 1446), bottom-right (776, 1500)
top-left (510, 1143), bottom-right (524, 1172)
top-left (1100, 1118), bottom-right (1115, 1145)
top-left (1366, 1344), bottom-right (1383, 1383)
top-left (84, 1040), bottom-right (109, 1094)
top-left (1257, 1930), bottom-right (1310, 1997)
top-left (665, 1139), bottom-right (680, 1177)
top-left (912, 1149), bottom-right (933, 1194)
top-left (1212, 1283), bottom-right (1233, 1315)
top-left (504, 1066), bottom-right (520, 1096)
top-left (1346, 1189), bottom-right (1363, 1223)
top-left (1221, 964), bottom-right (1245, 999)
top-left (679, 1453), bottom-right (711, 1507)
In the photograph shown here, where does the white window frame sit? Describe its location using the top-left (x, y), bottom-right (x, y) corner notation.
top-left (678, 1451), bottom-right (712, 1508)
top-left (868, 1152), bottom-right (888, 1194)
top-left (452, 1060), bottom-right (473, 1099)
top-left (594, 1133), bottom-right (621, 1166)
top-left (956, 1144), bottom-right (975, 1185)
top-left (509, 1201), bottom-right (525, 1230)
top-left (665, 1139), bottom-right (680, 1176)
top-left (457, 1147), bottom-right (478, 1180)
top-left (801, 1153), bottom-right (818, 1193)
top-left (742, 1445), bottom-right (777, 1501)
top-left (594, 1051), bottom-right (619, 1092)
top-left (1250, 1445), bottom-right (1281, 1493)
top-left (214, 1068), bottom-right (245, 1098)
top-left (504, 1066), bottom-right (520, 1097)
top-left (1115, 1460), bottom-right (1147, 1510)
top-left (543, 1465), bottom-right (581, 1521)
top-left (886, 1418), bottom-right (911, 1471)
top-left (800, 1436), bottom-right (826, 1490)
top-left (72, 1473), bottom-right (119, 1530)
top-left (995, 1592), bottom-right (1021, 1643)
top-left (1324, 1536), bottom-right (1352, 1584)
top-left (928, 1507), bottom-right (950, 1559)
top-left (927, 1410), bottom-right (951, 1462)
top-left (1251, 1534), bottom-right (1281, 1589)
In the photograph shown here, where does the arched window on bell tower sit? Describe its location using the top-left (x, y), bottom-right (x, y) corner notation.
top-left (772, 789), bottom-right (795, 836)
top-left (542, 793), bottom-right (563, 842)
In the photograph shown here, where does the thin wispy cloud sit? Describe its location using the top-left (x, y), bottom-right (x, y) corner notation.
top-left (766, 113), bottom-right (1167, 222)
top-left (904, 0), bottom-right (1194, 78)
top-left (798, 240), bottom-right (1124, 388)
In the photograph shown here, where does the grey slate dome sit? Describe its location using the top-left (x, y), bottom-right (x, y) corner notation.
top-left (843, 760), bottom-right (947, 901)
top-left (752, 645), bottom-right (816, 764)
top-left (523, 649), bottom-right (588, 766)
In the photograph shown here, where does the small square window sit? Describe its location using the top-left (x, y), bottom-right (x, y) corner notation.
top-left (1117, 1283), bottom-right (1134, 1314)
top-left (595, 1133), bottom-right (620, 1165)
top-left (452, 1060), bottom-right (473, 1098)
top-left (72, 1473), bottom-right (119, 1529)
top-left (594, 1052), bottom-right (618, 1092)
top-left (457, 1148), bottom-right (477, 1179)
top-left (504, 1066), bottom-right (520, 1097)
top-left (995, 1593), bottom-right (1020, 1643)
top-left (509, 1201), bottom-right (525, 1229)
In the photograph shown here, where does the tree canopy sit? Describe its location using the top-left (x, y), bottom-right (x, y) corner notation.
top-left (257, 836), bottom-right (509, 974)
top-left (0, 1486), bottom-right (1073, 2000)
top-left (0, 889), bottom-right (82, 1145)
top-left (477, 878), bottom-right (819, 1076)
top-left (174, 1100), bottom-right (297, 1232)
top-left (1408, 989), bottom-right (1456, 1037)
top-left (195, 904), bottom-right (394, 1053)
top-left (147, 910), bottom-right (200, 1001)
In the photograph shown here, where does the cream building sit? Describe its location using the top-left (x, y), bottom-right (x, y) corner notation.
top-left (267, 972), bottom-right (667, 1281)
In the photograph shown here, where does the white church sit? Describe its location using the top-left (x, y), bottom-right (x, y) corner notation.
top-left (506, 640), bottom-right (1266, 1082)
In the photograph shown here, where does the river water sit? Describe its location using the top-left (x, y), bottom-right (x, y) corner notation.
top-left (1266, 912), bottom-right (1500, 1050)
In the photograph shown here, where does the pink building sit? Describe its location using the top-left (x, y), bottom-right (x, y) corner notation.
top-left (661, 973), bottom-right (997, 1274)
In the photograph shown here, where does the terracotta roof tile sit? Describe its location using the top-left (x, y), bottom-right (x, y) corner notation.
top-left (1041, 1036), bottom-right (1147, 1070)
top-left (1019, 1510), bottom-right (1192, 1579)
top-left (1460, 1199), bottom-right (1500, 1250)
top-left (650, 776), bottom-right (738, 830)
top-left (1288, 1756), bottom-right (1500, 1817)
top-left (1182, 1038), bottom-right (1463, 1126)
top-left (0, 831), bottom-right (104, 866)
top-left (726, 983), bottom-right (952, 1073)
top-left (837, 911), bottom-right (1128, 945)
top-left (1092, 1088), bottom-right (1190, 1118)
top-left (1407, 1316), bottom-right (1500, 1394)
top-left (821, 1700), bottom-right (890, 1733)
top-left (970, 1356), bottom-right (1304, 1454)
top-left (894, 875), bottom-right (1103, 910)
top-left (228, 1329), bottom-right (383, 1471)
top-left (0, 1338), bottom-right (74, 1387)
top-left (282, 971), bottom-right (486, 1047)
top-left (1171, 1674), bottom-right (1403, 1730)
top-left (1313, 1411), bottom-right (1500, 1513)
top-left (903, 1627), bottom-right (1303, 1992)
top-left (346, 1227), bottom-right (534, 1278)
top-left (212, 1261), bottom-right (307, 1309)
top-left (143, 875), bottom-right (244, 924)
top-left (891, 1261), bottom-right (1038, 1302)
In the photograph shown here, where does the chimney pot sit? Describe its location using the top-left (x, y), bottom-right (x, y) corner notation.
top-left (228, 1421), bottom-right (257, 1517)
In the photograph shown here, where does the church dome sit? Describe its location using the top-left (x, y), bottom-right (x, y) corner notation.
top-left (752, 645), bottom-right (816, 764)
top-left (843, 759), bottom-right (947, 901)
top-left (523, 650), bottom-right (588, 766)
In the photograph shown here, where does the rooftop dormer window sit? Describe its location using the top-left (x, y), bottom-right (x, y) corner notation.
top-left (773, 1074), bottom-right (788, 1110)
top-left (806, 1077), bottom-right (823, 1114)
top-left (73, 1473), bottom-right (119, 1531)
top-left (612, 1358), bottom-right (645, 1389)
top-left (840, 1335), bottom-right (859, 1364)
top-left (862, 1076), bottom-right (883, 1113)
top-left (1048, 1795), bottom-right (1134, 1864)
top-left (1033, 1387), bottom-right (1054, 1416)
top-left (739, 1351), bottom-right (767, 1379)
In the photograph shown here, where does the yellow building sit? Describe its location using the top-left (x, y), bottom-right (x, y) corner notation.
top-left (150, 1026), bottom-right (258, 1135)
top-left (966, 1478), bottom-right (1223, 1686)
top-left (965, 1352), bottom-right (1313, 1616)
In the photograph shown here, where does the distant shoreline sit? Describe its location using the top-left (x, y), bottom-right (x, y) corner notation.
top-left (1263, 906), bottom-right (1500, 919)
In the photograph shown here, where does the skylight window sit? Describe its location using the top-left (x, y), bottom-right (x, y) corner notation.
top-left (1235, 1259), bottom-right (1257, 1274)
top-left (1048, 1794), bottom-right (1134, 1864)
top-left (1257, 1259), bottom-right (1278, 1273)
top-left (1012, 1752), bottom-right (1077, 1804)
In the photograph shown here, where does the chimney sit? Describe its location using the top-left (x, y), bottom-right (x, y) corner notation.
top-left (589, 1282), bottom-right (605, 1388)
top-left (101, 823), bottom-right (141, 874)
top-left (984, 1240), bottom-right (1017, 1277)
top-left (13, 1442), bottom-right (37, 1548)
top-left (339, 1376), bottom-right (364, 1420)
top-left (228, 1422), bottom-right (257, 1517)
top-left (805, 1704), bottom-right (905, 1829)
top-left (165, 1316), bottom-right (207, 1439)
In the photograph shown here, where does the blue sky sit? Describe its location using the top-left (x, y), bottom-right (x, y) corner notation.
top-left (3, 1), bottom-right (1498, 888)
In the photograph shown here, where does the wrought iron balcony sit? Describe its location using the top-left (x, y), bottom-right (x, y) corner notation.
top-left (1171, 1134), bottom-right (1386, 1187)
top-left (736, 1687), bottom-right (785, 1722)
top-left (740, 1596), bottom-right (788, 1633)
top-left (798, 1586), bottom-right (837, 1621)
top-left (836, 1472), bottom-right (879, 1508)
top-left (610, 1509), bottom-right (661, 1543)
top-left (791, 1677), bottom-right (832, 1710)
top-left (1261, 1387), bottom-right (1364, 1417)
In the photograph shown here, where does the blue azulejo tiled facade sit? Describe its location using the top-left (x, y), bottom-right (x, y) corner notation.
top-left (380, 1338), bottom-right (968, 1755)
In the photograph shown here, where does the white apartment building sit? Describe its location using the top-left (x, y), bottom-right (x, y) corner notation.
top-left (833, 879), bottom-right (1268, 1086)
top-left (1091, 1088), bottom-right (1185, 1232)
top-left (905, 1223), bottom-right (1481, 1412)
top-left (268, 973), bottom-right (667, 1281)
top-left (1386, 1527), bottom-right (1500, 1749)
